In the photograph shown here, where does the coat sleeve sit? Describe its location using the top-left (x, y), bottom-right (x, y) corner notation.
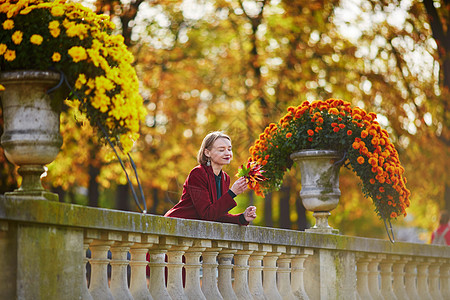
top-left (187, 168), bottom-right (237, 221)
top-left (217, 212), bottom-right (249, 225)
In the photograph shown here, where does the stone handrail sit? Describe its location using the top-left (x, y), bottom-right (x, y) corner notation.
top-left (0, 196), bottom-right (449, 300)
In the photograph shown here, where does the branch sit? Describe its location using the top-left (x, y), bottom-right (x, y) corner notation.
top-left (422, 0), bottom-right (449, 52)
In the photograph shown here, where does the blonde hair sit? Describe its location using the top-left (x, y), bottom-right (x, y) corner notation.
top-left (197, 131), bottom-right (231, 165)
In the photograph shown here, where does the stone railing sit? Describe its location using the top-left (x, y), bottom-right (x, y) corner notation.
top-left (0, 195), bottom-right (449, 300)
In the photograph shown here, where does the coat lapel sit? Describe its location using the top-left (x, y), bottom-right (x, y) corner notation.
top-left (203, 165), bottom-right (217, 203)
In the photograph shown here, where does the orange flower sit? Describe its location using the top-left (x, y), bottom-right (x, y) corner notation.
top-left (307, 129), bottom-right (314, 136)
top-left (331, 122), bottom-right (338, 127)
top-left (357, 156), bottom-right (365, 164)
top-left (379, 187), bottom-right (385, 193)
top-left (347, 130), bottom-right (352, 135)
top-left (368, 157), bottom-right (378, 167)
top-left (333, 127), bottom-right (339, 133)
top-left (369, 178), bottom-right (376, 184)
top-left (262, 160), bottom-right (268, 165)
top-left (390, 212), bottom-right (397, 218)
top-left (338, 123), bottom-right (346, 129)
top-left (308, 137), bottom-right (313, 142)
top-left (265, 155), bottom-right (270, 159)
top-left (352, 142), bottom-right (360, 150)
top-left (361, 130), bottom-right (368, 138)
top-left (328, 108), bottom-right (339, 115)
top-left (286, 133), bottom-right (292, 138)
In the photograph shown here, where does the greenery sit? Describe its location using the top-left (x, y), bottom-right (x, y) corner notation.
top-left (0, 0), bottom-right (146, 153)
top-left (248, 98), bottom-right (411, 221)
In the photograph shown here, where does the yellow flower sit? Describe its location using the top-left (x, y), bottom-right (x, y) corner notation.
top-left (0, 44), bottom-right (6, 55)
top-left (95, 76), bottom-right (115, 92)
top-left (48, 20), bottom-right (59, 30)
top-left (11, 30), bottom-right (23, 44)
top-left (0, 84), bottom-right (5, 91)
top-left (30, 34), bottom-right (43, 45)
top-left (66, 24), bottom-right (88, 40)
top-left (68, 46), bottom-right (87, 63)
top-left (51, 6), bottom-right (64, 17)
top-left (49, 27), bottom-right (60, 38)
top-left (75, 74), bottom-right (87, 90)
top-left (2, 19), bottom-right (13, 30)
top-left (52, 52), bottom-right (61, 62)
top-left (19, 7), bottom-right (33, 15)
top-left (48, 20), bottom-right (60, 38)
top-left (4, 49), bottom-right (16, 61)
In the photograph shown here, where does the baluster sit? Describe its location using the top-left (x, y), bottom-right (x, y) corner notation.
top-left (277, 247), bottom-right (296, 300)
top-left (233, 243), bottom-right (257, 299)
top-left (184, 240), bottom-right (210, 300)
top-left (202, 241), bottom-right (226, 300)
top-left (417, 258), bottom-right (433, 300)
top-left (249, 244), bottom-right (271, 300)
top-left (130, 234), bottom-right (158, 300)
top-left (404, 259), bottom-right (420, 300)
top-left (356, 254), bottom-right (372, 300)
top-left (110, 241), bottom-right (134, 300)
top-left (291, 248), bottom-right (313, 300)
top-left (379, 256), bottom-right (398, 300)
top-left (83, 238), bottom-right (94, 300)
top-left (428, 259), bottom-right (444, 300)
top-left (392, 256), bottom-right (410, 300)
top-left (88, 239), bottom-right (114, 300)
top-left (440, 261), bottom-right (450, 300)
top-left (367, 254), bottom-right (384, 300)
top-left (148, 240), bottom-right (174, 300)
top-left (263, 245), bottom-right (284, 300)
top-left (218, 245), bottom-right (238, 300)
top-left (167, 238), bottom-right (192, 300)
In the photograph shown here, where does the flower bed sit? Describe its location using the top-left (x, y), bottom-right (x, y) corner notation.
top-left (248, 98), bottom-right (410, 221)
top-left (0, 0), bottom-right (146, 152)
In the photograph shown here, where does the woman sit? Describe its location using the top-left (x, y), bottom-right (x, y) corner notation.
top-left (164, 131), bottom-right (257, 225)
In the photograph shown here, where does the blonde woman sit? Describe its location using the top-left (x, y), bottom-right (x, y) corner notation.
top-left (164, 131), bottom-right (256, 225)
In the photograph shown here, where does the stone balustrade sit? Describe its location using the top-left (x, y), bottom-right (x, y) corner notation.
top-left (1, 196), bottom-right (449, 300)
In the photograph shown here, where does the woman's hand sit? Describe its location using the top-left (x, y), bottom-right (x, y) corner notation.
top-left (243, 206), bottom-right (257, 222)
top-left (230, 177), bottom-right (248, 195)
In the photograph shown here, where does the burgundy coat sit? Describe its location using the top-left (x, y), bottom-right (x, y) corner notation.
top-left (164, 164), bottom-right (248, 225)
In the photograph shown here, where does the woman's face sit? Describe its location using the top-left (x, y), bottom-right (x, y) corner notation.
top-left (205, 138), bottom-right (233, 168)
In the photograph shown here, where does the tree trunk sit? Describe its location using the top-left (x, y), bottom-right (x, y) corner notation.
top-left (279, 185), bottom-right (291, 229)
top-left (115, 184), bottom-right (130, 211)
top-left (52, 186), bottom-right (66, 202)
top-left (264, 192), bottom-right (273, 227)
top-left (88, 163), bottom-right (100, 207)
top-left (150, 187), bottom-right (159, 214)
top-left (445, 185), bottom-right (450, 213)
top-left (296, 198), bottom-right (308, 231)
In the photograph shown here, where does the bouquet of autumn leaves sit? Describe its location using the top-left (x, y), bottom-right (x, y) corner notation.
top-left (247, 98), bottom-right (411, 222)
top-left (0, 0), bottom-right (146, 153)
top-left (236, 161), bottom-right (267, 197)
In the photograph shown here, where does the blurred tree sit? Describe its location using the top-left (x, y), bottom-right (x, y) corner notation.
top-left (1, 0), bottom-right (447, 240)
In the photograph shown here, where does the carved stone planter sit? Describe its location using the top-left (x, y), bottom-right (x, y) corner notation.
top-left (290, 149), bottom-right (342, 234)
top-left (0, 70), bottom-right (63, 200)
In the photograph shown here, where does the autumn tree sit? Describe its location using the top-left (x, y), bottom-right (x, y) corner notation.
top-left (1, 0), bottom-right (448, 239)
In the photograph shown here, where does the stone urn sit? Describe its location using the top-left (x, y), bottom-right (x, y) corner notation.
top-left (290, 149), bottom-right (342, 234)
top-left (0, 70), bottom-right (63, 201)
